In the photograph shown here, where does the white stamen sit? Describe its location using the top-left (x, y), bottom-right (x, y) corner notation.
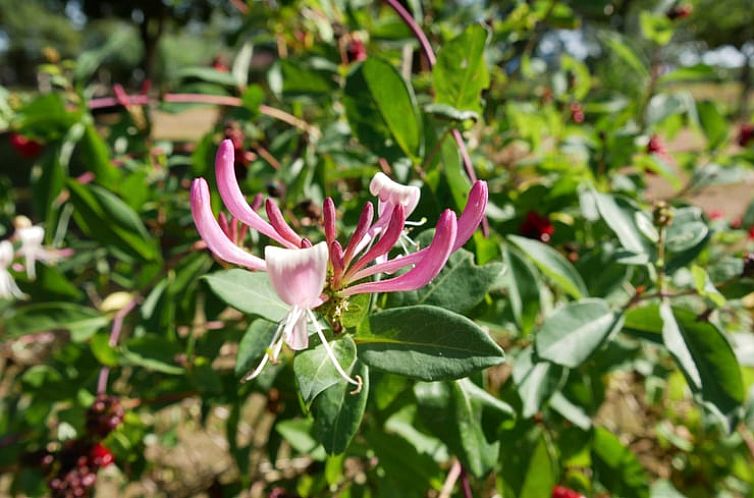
top-left (306, 309), bottom-right (362, 394)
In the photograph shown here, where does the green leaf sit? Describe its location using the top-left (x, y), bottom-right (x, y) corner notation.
top-left (294, 335), bottom-right (357, 405)
top-left (241, 84), bottom-right (265, 116)
top-left (512, 346), bottom-right (566, 418)
top-left (508, 235), bottom-right (587, 298)
top-left (363, 58), bottom-right (422, 158)
top-left (276, 419), bottom-right (327, 460)
top-left (623, 304), bottom-right (663, 344)
top-left (690, 265), bottom-right (726, 307)
top-left (235, 320), bottom-right (279, 377)
top-left (535, 299), bottom-right (623, 368)
top-left (121, 336), bottom-right (184, 375)
top-left (175, 66), bottom-right (240, 87)
top-left (424, 103), bottom-right (479, 123)
top-left (356, 305), bottom-right (505, 381)
top-left (312, 361), bottom-right (369, 455)
top-left (639, 11), bottom-right (673, 46)
top-left (504, 246), bottom-right (541, 333)
top-left (340, 293), bottom-right (370, 329)
top-left (415, 379), bottom-right (513, 477)
top-left (593, 193), bottom-right (653, 264)
top-left (2, 303), bottom-right (108, 341)
top-left (90, 332), bottom-right (118, 367)
top-left (344, 58), bottom-right (422, 159)
top-left (203, 270), bottom-right (288, 322)
top-left (660, 304), bottom-right (744, 423)
top-left (75, 124), bottom-right (121, 188)
top-left (433, 24), bottom-right (490, 114)
top-left (695, 100), bottom-right (728, 150)
top-left (386, 248), bottom-right (504, 314)
top-left (592, 427), bottom-right (649, 498)
top-left (67, 180), bottom-right (158, 262)
top-left (519, 434), bottom-right (558, 498)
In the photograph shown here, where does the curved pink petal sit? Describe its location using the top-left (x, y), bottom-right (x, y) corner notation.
top-left (214, 139), bottom-right (296, 248)
top-left (323, 197), bottom-right (337, 246)
top-left (265, 199), bottom-right (304, 247)
top-left (342, 202), bottom-right (374, 266)
top-left (191, 179), bottom-right (266, 270)
top-left (369, 172), bottom-right (420, 217)
top-left (341, 210), bottom-right (457, 296)
top-left (265, 242), bottom-right (328, 308)
top-left (453, 180), bottom-right (488, 251)
top-left (346, 204), bottom-right (405, 279)
top-left (350, 180), bottom-right (487, 280)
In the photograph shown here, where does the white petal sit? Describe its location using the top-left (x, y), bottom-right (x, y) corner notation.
top-left (265, 242), bottom-right (328, 308)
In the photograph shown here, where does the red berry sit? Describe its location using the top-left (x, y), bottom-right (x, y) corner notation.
top-left (552, 485), bottom-right (584, 498)
top-left (569, 102), bottom-right (585, 123)
top-left (647, 134), bottom-right (666, 155)
top-left (346, 38), bottom-right (367, 63)
top-left (90, 443), bottom-right (114, 468)
top-left (738, 124), bottom-right (754, 147)
top-left (9, 132), bottom-right (43, 159)
top-left (666, 4), bottom-right (692, 20)
top-left (520, 211), bottom-right (555, 242)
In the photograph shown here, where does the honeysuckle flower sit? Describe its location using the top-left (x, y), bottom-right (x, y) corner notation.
top-left (0, 240), bottom-right (25, 300)
top-left (242, 242), bottom-right (362, 391)
top-left (15, 225), bottom-right (67, 280)
top-left (190, 140), bottom-right (488, 388)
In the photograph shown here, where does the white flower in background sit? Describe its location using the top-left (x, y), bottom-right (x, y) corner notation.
top-left (16, 225), bottom-right (63, 280)
top-left (0, 240), bottom-right (25, 300)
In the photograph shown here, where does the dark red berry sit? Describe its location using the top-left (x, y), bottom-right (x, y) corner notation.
top-left (86, 395), bottom-right (124, 438)
top-left (520, 211), bottom-right (555, 243)
top-left (738, 124), bottom-right (754, 147)
top-left (569, 102), bottom-right (585, 123)
top-left (647, 134), bottom-right (666, 155)
top-left (552, 485), bottom-right (584, 498)
top-left (346, 38), bottom-right (367, 63)
top-left (9, 132), bottom-right (43, 159)
top-left (666, 4), bottom-right (692, 20)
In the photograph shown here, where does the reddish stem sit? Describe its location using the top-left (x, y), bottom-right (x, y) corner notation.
top-left (383, 0), bottom-right (489, 235)
top-left (96, 297), bottom-right (139, 395)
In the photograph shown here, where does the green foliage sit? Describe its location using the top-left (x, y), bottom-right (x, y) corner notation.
top-left (2, 1), bottom-right (754, 497)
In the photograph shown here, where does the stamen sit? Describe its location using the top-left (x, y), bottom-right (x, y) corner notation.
top-left (404, 217), bottom-right (427, 227)
top-left (306, 309), bottom-right (362, 393)
top-left (241, 318), bottom-right (286, 383)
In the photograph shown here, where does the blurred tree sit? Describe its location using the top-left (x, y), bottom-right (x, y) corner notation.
top-left (689, 0), bottom-right (754, 116)
top-left (0, 0), bottom-right (81, 85)
top-left (78, 0), bottom-right (221, 79)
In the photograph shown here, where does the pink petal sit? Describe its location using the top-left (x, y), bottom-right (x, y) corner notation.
top-left (350, 180), bottom-right (487, 281)
top-left (453, 180), bottom-right (488, 251)
top-left (265, 242), bottom-right (329, 308)
top-left (285, 309), bottom-right (309, 350)
top-left (369, 172), bottom-right (420, 217)
top-left (323, 197), bottom-right (337, 246)
top-left (191, 178), bottom-right (266, 271)
top-left (265, 199), bottom-right (304, 247)
top-left (341, 210), bottom-right (457, 296)
top-left (346, 204), bottom-right (405, 278)
top-left (342, 202), bottom-right (374, 266)
top-left (214, 139), bottom-right (296, 248)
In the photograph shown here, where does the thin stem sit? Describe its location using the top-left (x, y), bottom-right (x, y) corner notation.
top-left (306, 309), bottom-right (362, 393)
top-left (383, 0), bottom-right (488, 235)
top-left (89, 93), bottom-right (317, 136)
top-left (459, 465), bottom-right (473, 498)
top-left (439, 459), bottom-right (462, 498)
top-left (97, 297), bottom-right (139, 395)
top-left (383, 0), bottom-right (436, 66)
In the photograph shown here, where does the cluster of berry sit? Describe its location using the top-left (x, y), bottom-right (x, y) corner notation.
top-left (26, 395), bottom-right (124, 498)
top-left (45, 441), bottom-right (114, 497)
top-left (570, 102), bottom-right (585, 124)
